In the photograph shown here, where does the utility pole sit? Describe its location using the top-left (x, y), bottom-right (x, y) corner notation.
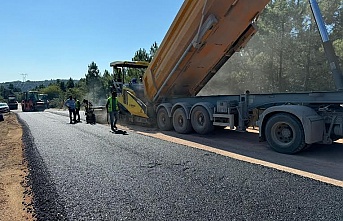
top-left (21, 73), bottom-right (28, 82)
top-left (20, 73), bottom-right (28, 91)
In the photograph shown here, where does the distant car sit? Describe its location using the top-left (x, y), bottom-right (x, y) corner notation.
top-left (0, 103), bottom-right (10, 113)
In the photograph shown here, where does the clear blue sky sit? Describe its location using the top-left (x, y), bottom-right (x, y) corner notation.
top-left (0, 0), bottom-right (184, 83)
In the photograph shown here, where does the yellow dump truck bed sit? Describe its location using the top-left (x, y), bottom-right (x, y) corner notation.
top-left (143, 0), bottom-right (270, 102)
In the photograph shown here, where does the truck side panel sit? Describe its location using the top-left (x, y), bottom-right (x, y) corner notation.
top-left (143, 0), bottom-right (270, 102)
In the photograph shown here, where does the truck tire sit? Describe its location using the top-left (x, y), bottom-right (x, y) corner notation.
top-left (265, 113), bottom-right (307, 154)
top-left (173, 108), bottom-right (192, 134)
top-left (157, 108), bottom-right (173, 131)
top-left (191, 106), bottom-right (214, 134)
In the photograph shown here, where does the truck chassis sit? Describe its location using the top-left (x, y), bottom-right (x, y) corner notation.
top-left (155, 90), bottom-right (343, 154)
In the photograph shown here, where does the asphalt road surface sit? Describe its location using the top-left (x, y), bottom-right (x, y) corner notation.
top-left (18, 111), bottom-right (343, 220)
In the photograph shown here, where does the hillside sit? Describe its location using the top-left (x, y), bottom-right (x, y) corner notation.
top-left (0, 79), bottom-right (78, 92)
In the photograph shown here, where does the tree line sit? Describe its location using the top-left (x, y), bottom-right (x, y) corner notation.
top-left (1, 0), bottom-right (342, 105)
top-left (200, 0), bottom-right (343, 95)
top-left (0, 42), bottom-right (157, 108)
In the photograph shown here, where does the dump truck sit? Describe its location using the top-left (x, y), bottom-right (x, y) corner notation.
top-left (110, 0), bottom-right (343, 154)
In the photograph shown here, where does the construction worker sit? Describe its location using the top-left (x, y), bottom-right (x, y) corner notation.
top-left (75, 98), bottom-right (81, 122)
top-left (82, 99), bottom-right (92, 112)
top-left (106, 91), bottom-right (119, 131)
top-left (82, 99), bottom-right (95, 124)
top-left (64, 96), bottom-right (76, 124)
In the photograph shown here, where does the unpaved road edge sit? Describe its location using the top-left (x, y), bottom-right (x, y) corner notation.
top-left (0, 112), bottom-right (35, 221)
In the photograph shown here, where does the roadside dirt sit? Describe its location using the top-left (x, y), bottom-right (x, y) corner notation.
top-left (0, 112), bottom-right (34, 221)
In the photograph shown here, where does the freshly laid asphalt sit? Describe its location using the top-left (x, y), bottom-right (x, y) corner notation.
top-left (18, 111), bottom-right (343, 221)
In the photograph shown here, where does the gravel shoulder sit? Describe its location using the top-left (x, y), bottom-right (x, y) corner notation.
top-left (0, 112), bottom-right (34, 221)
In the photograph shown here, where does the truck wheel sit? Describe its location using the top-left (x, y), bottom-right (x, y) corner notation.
top-left (173, 108), bottom-right (192, 134)
top-left (157, 108), bottom-right (173, 131)
top-left (191, 106), bottom-right (214, 134)
top-left (265, 113), bottom-right (307, 154)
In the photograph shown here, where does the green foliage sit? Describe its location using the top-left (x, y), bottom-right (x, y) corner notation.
top-left (102, 69), bottom-right (113, 97)
top-left (200, 0), bottom-right (343, 95)
top-left (333, 39), bottom-right (343, 60)
top-left (49, 98), bottom-right (64, 109)
top-left (66, 77), bottom-right (75, 89)
top-left (126, 42), bottom-right (160, 82)
top-left (84, 61), bottom-right (107, 103)
top-left (8, 83), bottom-right (14, 90)
top-left (13, 87), bottom-right (21, 93)
top-left (0, 85), bottom-right (14, 99)
top-left (149, 42), bottom-right (159, 61)
top-left (32, 84), bottom-right (46, 91)
top-left (132, 42), bottom-right (159, 62)
top-left (66, 88), bottom-right (82, 101)
top-left (5, 0), bottom-right (340, 105)
top-left (39, 85), bottom-right (62, 100)
top-left (75, 78), bottom-right (86, 88)
top-left (35, 43), bottom-right (159, 105)
top-left (132, 48), bottom-right (150, 62)
top-left (60, 81), bottom-right (66, 92)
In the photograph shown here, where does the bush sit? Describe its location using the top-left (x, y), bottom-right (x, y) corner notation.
top-left (49, 98), bottom-right (64, 109)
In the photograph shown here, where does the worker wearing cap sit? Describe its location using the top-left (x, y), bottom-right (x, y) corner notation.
top-left (106, 91), bottom-right (119, 131)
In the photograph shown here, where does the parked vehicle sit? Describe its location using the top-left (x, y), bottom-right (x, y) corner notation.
top-left (0, 103), bottom-right (10, 113)
top-left (109, 0), bottom-right (343, 154)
